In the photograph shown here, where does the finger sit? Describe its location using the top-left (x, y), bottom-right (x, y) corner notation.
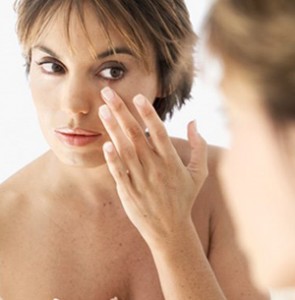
top-left (103, 141), bottom-right (130, 187)
top-left (101, 87), bottom-right (152, 161)
top-left (99, 104), bottom-right (143, 176)
top-left (187, 120), bottom-right (208, 183)
top-left (133, 94), bottom-right (176, 158)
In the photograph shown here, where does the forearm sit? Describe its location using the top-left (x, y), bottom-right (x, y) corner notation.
top-left (149, 221), bottom-right (226, 300)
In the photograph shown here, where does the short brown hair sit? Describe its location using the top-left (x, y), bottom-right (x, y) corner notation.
top-left (205, 0), bottom-right (295, 122)
top-left (14, 0), bottom-right (197, 121)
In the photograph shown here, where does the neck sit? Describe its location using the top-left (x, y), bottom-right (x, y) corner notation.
top-left (44, 150), bottom-right (117, 201)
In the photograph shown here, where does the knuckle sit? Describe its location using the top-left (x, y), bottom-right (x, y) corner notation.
top-left (125, 125), bottom-right (142, 141)
top-left (112, 100), bottom-right (124, 112)
top-left (113, 168), bottom-right (126, 181)
top-left (106, 118), bottom-right (118, 130)
top-left (141, 105), bottom-right (154, 118)
top-left (154, 126), bottom-right (167, 140)
top-left (121, 145), bottom-right (135, 160)
top-left (153, 169), bottom-right (169, 185)
top-left (118, 168), bottom-right (126, 179)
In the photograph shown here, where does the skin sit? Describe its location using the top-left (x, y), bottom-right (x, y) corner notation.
top-left (219, 68), bottom-right (295, 289)
top-left (0, 4), bottom-right (268, 300)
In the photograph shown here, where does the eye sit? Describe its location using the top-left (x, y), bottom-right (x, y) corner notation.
top-left (99, 65), bottom-right (125, 81)
top-left (36, 61), bottom-right (65, 74)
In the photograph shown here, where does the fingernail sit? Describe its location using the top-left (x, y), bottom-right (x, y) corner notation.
top-left (133, 94), bottom-right (146, 107)
top-left (99, 104), bottom-right (112, 120)
top-left (101, 87), bottom-right (115, 102)
top-left (103, 141), bottom-right (114, 153)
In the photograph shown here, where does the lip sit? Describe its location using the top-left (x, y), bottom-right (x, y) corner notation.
top-left (54, 128), bottom-right (103, 147)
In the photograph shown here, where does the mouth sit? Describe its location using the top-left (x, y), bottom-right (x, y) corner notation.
top-left (54, 128), bottom-right (103, 147)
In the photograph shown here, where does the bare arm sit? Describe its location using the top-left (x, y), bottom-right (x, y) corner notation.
top-left (148, 221), bottom-right (226, 300)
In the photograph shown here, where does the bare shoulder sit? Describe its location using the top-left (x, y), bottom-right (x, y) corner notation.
top-left (0, 177), bottom-right (29, 240)
top-left (0, 153), bottom-right (49, 223)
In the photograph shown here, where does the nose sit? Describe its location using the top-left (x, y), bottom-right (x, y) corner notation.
top-left (60, 75), bottom-right (94, 116)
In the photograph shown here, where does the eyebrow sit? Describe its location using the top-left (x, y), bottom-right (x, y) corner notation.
top-left (32, 45), bottom-right (135, 60)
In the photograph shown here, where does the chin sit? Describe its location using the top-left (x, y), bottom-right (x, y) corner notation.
top-left (57, 149), bottom-right (106, 168)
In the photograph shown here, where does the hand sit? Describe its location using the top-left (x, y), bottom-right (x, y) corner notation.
top-left (99, 87), bottom-right (208, 246)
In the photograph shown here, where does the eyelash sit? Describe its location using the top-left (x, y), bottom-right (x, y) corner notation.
top-left (98, 62), bottom-right (126, 81)
top-left (35, 59), bottom-right (127, 81)
top-left (35, 59), bottom-right (65, 75)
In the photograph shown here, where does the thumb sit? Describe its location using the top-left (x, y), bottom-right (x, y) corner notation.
top-left (187, 120), bottom-right (208, 183)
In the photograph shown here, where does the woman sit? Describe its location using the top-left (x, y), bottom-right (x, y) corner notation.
top-left (204, 0), bottom-right (295, 293)
top-left (0, 0), bottom-right (267, 299)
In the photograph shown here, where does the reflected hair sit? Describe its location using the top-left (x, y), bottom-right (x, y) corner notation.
top-left (205, 0), bottom-right (295, 123)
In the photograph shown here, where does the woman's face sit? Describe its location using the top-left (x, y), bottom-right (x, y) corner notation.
top-left (29, 4), bottom-right (160, 168)
top-left (219, 68), bottom-right (295, 288)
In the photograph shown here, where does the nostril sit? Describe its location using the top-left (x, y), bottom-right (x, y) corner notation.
top-left (61, 100), bottom-right (90, 116)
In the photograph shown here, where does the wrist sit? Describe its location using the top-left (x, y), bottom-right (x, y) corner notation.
top-left (146, 219), bottom-right (201, 256)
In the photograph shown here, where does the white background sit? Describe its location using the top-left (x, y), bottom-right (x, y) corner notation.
top-left (0, 0), bottom-right (228, 183)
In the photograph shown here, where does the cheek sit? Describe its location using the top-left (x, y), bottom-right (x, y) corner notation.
top-left (219, 121), bottom-right (292, 260)
top-left (29, 71), bottom-right (63, 133)
top-left (219, 126), bottom-right (270, 246)
top-left (219, 132), bottom-right (254, 218)
top-left (221, 126), bottom-right (256, 188)
top-left (119, 69), bottom-right (159, 99)
top-left (220, 108), bottom-right (275, 203)
top-left (29, 70), bottom-right (57, 110)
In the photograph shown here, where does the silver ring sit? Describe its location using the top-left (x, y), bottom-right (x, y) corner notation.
top-left (144, 128), bottom-right (150, 138)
